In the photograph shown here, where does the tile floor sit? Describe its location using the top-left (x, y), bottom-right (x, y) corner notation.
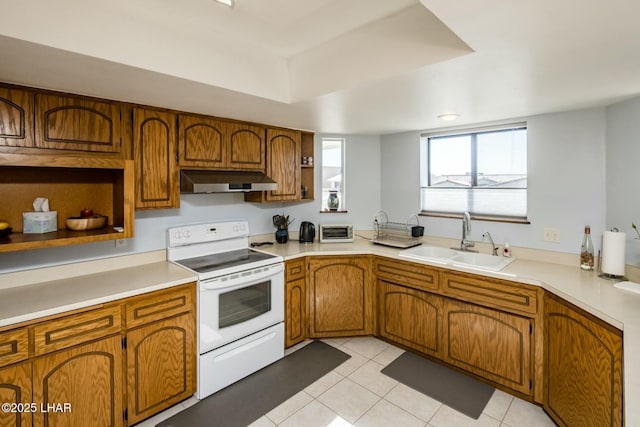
top-left (136, 337), bottom-right (557, 427)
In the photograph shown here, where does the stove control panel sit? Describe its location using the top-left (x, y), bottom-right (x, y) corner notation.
top-left (168, 221), bottom-right (249, 246)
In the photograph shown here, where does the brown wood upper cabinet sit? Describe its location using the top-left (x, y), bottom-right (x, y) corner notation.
top-left (245, 127), bottom-right (301, 202)
top-left (0, 86), bottom-right (34, 148)
top-left (544, 292), bottom-right (623, 427)
top-left (178, 114), bottom-right (265, 171)
top-left (35, 93), bottom-right (123, 153)
top-left (134, 108), bottom-right (179, 209)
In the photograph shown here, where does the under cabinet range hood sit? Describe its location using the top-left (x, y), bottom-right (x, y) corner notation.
top-left (180, 170), bottom-right (278, 193)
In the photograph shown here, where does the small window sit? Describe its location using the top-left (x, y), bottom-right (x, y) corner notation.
top-left (321, 138), bottom-right (345, 211)
top-left (420, 123), bottom-right (527, 220)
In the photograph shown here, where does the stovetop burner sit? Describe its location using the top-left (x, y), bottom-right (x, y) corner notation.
top-left (176, 248), bottom-right (278, 274)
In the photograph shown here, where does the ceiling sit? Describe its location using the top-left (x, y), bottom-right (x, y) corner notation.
top-left (1, 0), bottom-right (639, 134)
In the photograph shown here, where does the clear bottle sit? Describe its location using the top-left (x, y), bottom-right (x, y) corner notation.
top-left (580, 226), bottom-right (595, 271)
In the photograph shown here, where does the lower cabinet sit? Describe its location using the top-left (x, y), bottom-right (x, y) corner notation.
top-left (378, 280), bottom-right (443, 358)
top-left (308, 256), bottom-right (373, 337)
top-left (126, 313), bottom-right (195, 425)
top-left (0, 362), bottom-right (32, 427)
top-left (0, 282), bottom-right (196, 427)
top-left (544, 292), bottom-right (623, 427)
top-left (443, 299), bottom-right (533, 396)
top-left (33, 335), bottom-right (124, 427)
top-left (285, 278), bottom-right (307, 348)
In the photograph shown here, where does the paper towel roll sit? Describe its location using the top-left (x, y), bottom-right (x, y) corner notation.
top-left (602, 230), bottom-right (626, 276)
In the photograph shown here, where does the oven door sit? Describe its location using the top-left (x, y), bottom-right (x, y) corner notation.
top-left (199, 262), bottom-right (284, 354)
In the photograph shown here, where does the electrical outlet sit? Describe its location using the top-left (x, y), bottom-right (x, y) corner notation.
top-left (115, 238), bottom-right (127, 248)
top-left (543, 228), bottom-right (560, 243)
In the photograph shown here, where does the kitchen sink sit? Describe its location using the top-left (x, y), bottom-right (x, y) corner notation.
top-left (450, 251), bottom-right (515, 271)
top-left (399, 245), bottom-right (516, 272)
top-left (398, 245), bottom-right (459, 262)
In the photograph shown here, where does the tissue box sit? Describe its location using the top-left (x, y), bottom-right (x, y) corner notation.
top-left (23, 211), bottom-right (58, 234)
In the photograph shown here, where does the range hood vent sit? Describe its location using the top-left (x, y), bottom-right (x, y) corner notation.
top-left (180, 170), bottom-right (278, 193)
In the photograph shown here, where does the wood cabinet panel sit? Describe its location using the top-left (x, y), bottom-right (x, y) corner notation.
top-left (544, 293), bottom-right (623, 427)
top-left (0, 328), bottom-right (29, 368)
top-left (134, 108), bottom-right (179, 209)
top-left (308, 256), bottom-right (373, 337)
top-left (246, 127), bottom-right (300, 202)
top-left (125, 284), bottom-right (194, 330)
top-left (0, 87), bottom-right (34, 148)
top-left (442, 271), bottom-right (537, 316)
top-left (376, 257), bottom-right (440, 291)
top-left (33, 306), bottom-right (121, 356)
top-left (35, 94), bottom-right (122, 153)
top-left (0, 362), bottom-right (32, 427)
top-left (178, 114), bottom-right (225, 168)
top-left (378, 280), bottom-right (443, 358)
top-left (126, 312), bottom-right (195, 425)
top-left (32, 335), bottom-right (123, 427)
top-left (285, 258), bottom-right (305, 282)
top-left (227, 122), bottom-right (265, 170)
top-left (444, 299), bottom-right (532, 395)
top-left (285, 278), bottom-right (307, 348)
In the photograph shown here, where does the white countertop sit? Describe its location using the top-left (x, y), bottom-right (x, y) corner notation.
top-left (253, 236), bottom-right (640, 425)
top-left (1, 239), bottom-right (638, 423)
top-left (0, 254), bottom-right (197, 328)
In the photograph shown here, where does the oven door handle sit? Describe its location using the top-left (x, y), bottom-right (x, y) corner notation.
top-left (200, 263), bottom-right (284, 291)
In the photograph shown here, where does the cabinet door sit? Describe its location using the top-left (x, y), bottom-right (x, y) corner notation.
top-left (544, 293), bottom-right (623, 427)
top-left (264, 128), bottom-right (301, 201)
top-left (133, 108), bottom-right (179, 209)
top-left (308, 257), bottom-right (373, 337)
top-left (177, 114), bottom-right (226, 168)
top-left (0, 362), bottom-right (32, 427)
top-left (227, 122), bottom-right (265, 170)
top-left (32, 335), bottom-right (124, 427)
top-left (0, 87), bottom-right (34, 148)
top-left (285, 277), bottom-right (307, 348)
top-left (444, 299), bottom-right (532, 395)
top-left (35, 94), bottom-right (122, 153)
top-left (126, 313), bottom-right (195, 425)
top-left (378, 280), bottom-right (443, 358)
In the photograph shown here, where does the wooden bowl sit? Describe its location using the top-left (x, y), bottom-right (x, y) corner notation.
top-left (66, 215), bottom-right (107, 231)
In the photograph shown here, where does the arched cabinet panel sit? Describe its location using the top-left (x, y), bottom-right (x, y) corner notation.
top-left (133, 108), bottom-right (179, 209)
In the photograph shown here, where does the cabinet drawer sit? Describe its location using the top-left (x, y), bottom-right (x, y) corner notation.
top-left (0, 328), bottom-right (29, 367)
top-left (286, 259), bottom-right (305, 282)
top-left (125, 284), bottom-right (194, 329)
top-left (376, 257), bottom-right (440, 291)
top-left (442, 272), bottom-right (537, 316)
top-left (34, 306), bottom-right (121, 356)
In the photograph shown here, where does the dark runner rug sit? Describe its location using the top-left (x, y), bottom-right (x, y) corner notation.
top-left (157, 340), bottom-right (350, 427)
top-left (381, 351), bottom-right (494, 419)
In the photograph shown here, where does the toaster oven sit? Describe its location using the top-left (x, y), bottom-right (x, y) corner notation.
top-left (319, 224), bottom-right (354, 243)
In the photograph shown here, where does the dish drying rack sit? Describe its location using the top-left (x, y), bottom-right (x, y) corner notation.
top-left (372, 211), bottom-right (424, 248)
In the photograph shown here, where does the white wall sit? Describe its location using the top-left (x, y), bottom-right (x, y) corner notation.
top-left (381, 107), bottom-right (608, 255)
top-left (0, 134), bottom-right (381, 273)
top-left (606, 97), bottom-right (640, 266)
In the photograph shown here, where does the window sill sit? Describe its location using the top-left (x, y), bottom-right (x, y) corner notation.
top-left (419, 211), bottom-right (530, 224)
top-left (320, 210), bottom-right (348, 213)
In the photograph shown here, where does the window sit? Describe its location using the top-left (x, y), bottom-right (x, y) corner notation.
top-left (420, 123), bottom-right (527, 220)
top-left (321, 138), bottom-right (345, 211)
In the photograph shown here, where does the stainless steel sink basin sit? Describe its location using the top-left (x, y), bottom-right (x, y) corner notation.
top-left (399, 245), bottom-right (515, 272)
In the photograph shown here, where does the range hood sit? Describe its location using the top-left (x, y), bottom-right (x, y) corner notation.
top-left (180, 170), bottom-right (278, 193)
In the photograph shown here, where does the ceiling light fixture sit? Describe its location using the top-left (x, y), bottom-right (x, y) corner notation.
top-left (437, 113), bottom-right (460, 121)
top-left (214, 0), bottom-right (235, 7)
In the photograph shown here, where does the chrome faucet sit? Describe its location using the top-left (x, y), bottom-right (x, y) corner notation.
top-left (482, 232), bottom-right (499, 256)
top-left (459, 212), bottom-right (477, 252)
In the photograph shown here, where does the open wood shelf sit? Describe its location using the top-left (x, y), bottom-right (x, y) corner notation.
top-left (0, 154), bottom-right (134, 253)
